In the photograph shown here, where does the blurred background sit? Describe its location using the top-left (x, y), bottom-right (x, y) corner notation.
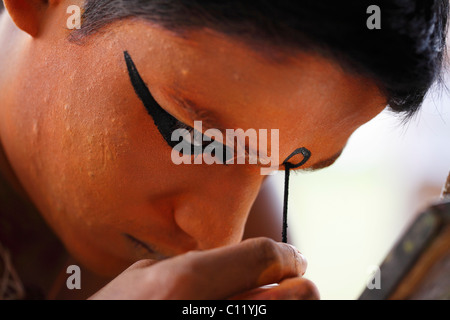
top-left (272, 67), bottom-right (450, 300)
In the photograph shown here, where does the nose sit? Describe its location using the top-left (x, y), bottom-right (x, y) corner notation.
top-left (173, 166), bottom-right (265, 250)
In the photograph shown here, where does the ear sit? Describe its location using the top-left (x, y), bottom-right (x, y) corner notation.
top-left (3, 0), bottom-right (60, 37)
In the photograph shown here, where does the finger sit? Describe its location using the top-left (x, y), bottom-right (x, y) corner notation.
top-left (228, 284), bottom-right (278, 300)
top-left (232, 277), bottom-right (320, 300)
top-left (148, 237), bottom-right (307, 299)
top-left (89, 259), bottom-right (160, 300)
top-left (125, 259), bottom-right (159, 270)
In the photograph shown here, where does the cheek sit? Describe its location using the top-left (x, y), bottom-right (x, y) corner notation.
top-left (41, 90), bottom-right (172, 223)
top-left (0, 47), bottom-right (169, 234)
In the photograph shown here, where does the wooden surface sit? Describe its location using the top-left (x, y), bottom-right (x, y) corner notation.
top-left (359, 201), bottom-right (450, 300)
top-left (442, 172), bottom-right (450, 199)
top-left (389, 225), bottom-right (450, 299)
top-left (388, 173), bottom-right (450, 299)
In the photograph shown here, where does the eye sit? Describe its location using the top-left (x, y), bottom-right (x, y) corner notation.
top-left (124, 51), bottom-right (232, 163)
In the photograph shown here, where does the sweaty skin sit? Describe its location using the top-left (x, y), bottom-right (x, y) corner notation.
top-left (0, 1), bottom-right (386, 298)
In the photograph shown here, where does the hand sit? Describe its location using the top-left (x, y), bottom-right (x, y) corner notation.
top-left (89, 237), bottom-right (319, 300)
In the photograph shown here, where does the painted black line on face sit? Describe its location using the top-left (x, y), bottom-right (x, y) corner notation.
top-left (124, 50), bottom-right (232, 163)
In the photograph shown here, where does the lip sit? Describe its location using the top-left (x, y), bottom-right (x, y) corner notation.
top-left (122, 233), bottom-right (189, 260)
top-left (123, 233), bottom-right (172, 260)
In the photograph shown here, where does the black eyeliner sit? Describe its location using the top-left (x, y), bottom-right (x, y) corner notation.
top-left (124, 51), bottom-right (232, 163)
top-left (124, 50), bottom-right (184, 148)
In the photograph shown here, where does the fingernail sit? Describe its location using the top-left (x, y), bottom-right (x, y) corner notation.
top-left (287, 244), bottom-right (308, 276)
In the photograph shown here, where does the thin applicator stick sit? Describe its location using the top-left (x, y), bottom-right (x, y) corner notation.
top-left (282, 165), bottom-right (291, 243)
top-left (281, 147), bottom-right (311, 243)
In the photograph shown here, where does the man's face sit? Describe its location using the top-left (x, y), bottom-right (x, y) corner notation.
top-left (0, 11), bottom-right (386, 276)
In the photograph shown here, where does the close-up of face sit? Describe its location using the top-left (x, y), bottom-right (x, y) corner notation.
top-left (0, 4), bottom-right (388, 277)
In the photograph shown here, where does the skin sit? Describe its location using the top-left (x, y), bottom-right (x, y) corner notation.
top-left (0, 1), bottom-right (386, 299)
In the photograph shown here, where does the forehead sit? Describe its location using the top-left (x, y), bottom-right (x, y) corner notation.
top-left (83, 20), bottom-right (386, 164)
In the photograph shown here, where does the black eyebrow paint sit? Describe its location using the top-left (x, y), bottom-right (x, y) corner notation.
top-left (281, 147), bottom-right (311, 243)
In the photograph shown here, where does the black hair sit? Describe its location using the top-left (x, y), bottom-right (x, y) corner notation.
top-left (71, 0), bottom-right (449, 118)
